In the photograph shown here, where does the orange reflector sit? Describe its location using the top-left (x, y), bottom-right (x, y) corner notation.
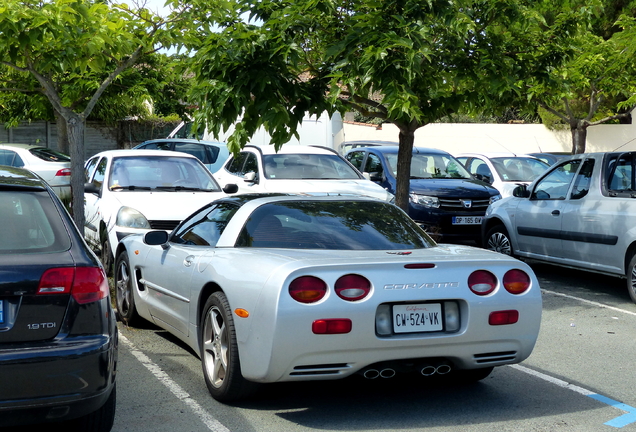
top-left (312, 319), bottom-right (352, 334)
top-left (134, 250), bottom-right (140, 255)
top-left (489, 310), bottom-right (519, 326)
top-left (234, 308), bottom-right (249, 318)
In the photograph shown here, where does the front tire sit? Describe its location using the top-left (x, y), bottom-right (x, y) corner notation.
top-left (625, 254), bottom-right (636, 304)
top-left (200, 292), bottom-right (257, 402)
top-left (485, 224), bottom-right (514, 256)
top-left (101, 236), bottom-right (114, 276)
top-left (115, 251), bottom-right (141, 326)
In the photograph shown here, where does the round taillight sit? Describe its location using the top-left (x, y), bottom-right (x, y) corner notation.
top-left (335, 274), bottom-right (371, 301)
top-left (503, 269), bottom-right (531, 294)
top-left (468, 270), bottom-right (497, 295)
top-left (289, 276), bottom-right (327, 303)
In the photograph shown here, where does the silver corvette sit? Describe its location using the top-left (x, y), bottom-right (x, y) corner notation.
top-left (114, 194), bottom-right (542, 402)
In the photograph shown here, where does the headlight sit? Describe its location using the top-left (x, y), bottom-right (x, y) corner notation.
top-left (116, 206), bottom-right (150, 229)
top-left (410, 193), bottom-right (440, 208)
top-left (489, 194), bottom-right (503, 204)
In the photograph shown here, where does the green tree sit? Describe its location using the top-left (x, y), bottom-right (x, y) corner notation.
top-left (524, 0), bottom-right (636, 154)
top-left (0, 0), bottom-right (181, 229)
top-left (182, 0), bottom-right (570, 210)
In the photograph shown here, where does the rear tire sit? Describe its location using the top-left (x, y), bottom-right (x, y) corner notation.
top-left (200, 292), bottom-right (258, 402)
top-left (625, 254), bottom-right (636, 304)
top-left (115, 251), bottom-right (142, 326)
top-left (484, 224), bottom-right (514, 257)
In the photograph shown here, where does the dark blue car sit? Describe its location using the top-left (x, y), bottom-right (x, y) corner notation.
top-left (345, 145), bottom-right (501, 243)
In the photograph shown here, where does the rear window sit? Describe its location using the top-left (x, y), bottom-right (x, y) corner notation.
top-left (0, 191), bottom-right (71, 254)
top-left (236, 200), bottom-right (435, 250)
top-left (29, 147), bottom-right (71, 162)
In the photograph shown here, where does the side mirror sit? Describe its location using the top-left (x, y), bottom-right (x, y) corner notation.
top-left (223, 183), bottom-right (239, 194)
top-left (243, 171), bottom-right (257, 183)
top-left (84, 182), bottom-right (100, 194)
top-left (512, 184), bottom-right (530, 198)
top-left (476, 174), bottom-right (492, 184)
top-left (144, 230), bottom-right (169, 247)
top-left (368, 172), bottom-right (383, 182)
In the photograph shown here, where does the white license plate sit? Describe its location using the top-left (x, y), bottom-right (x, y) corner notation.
top-left (393, 303), bottom-right (443, 333)
top-left (452, 216), bottom-right (482, 225)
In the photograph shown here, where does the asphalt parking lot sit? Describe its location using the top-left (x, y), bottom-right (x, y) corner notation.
top-left (97, 262), bottom-right (636, 432)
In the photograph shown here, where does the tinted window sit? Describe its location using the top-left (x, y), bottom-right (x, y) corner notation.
top-left (227, 153), bottom-right (249, 175)
top-left (236, 200), bottom-right (435, 250)
top-left (346, 151), bottom-right (365, 169)
top-left (172, 203), bottom-right (239, 246)
top-left (0, 191), bottom-right (71, 254)
top-left (174, 142), bottom-right (219, 164)
top-left (140, 142), bottom-right (172, 150)
top-left (364, 154), bottom-right (384, 176)
top-left (571, 159), bottom-right (594, 199)
top-left (29, 147), bottom-right (70, 162)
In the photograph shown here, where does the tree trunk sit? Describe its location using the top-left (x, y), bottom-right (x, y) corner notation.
top-left (395, 130), bottom-right (415, 211)
top-left (570, 121), bottom-right (588, 154)
top-left (66, 114), bottom-right (86, 231)
top-left (54, 110), bottom-right (70, 154)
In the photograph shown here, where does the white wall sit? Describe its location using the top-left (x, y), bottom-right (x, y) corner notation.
top-left (343, 116), bottom-right (636, 155)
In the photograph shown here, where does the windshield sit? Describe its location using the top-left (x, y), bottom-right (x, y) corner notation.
top-left (108, 156), bottom-right (221, 191)
top-left (490, 157), bottom-right (549, 182)
top-left (385, 153), bottom-right (472, 179)
top-left (263, 154), bottom-right (361, 180)
top-left (236, 200), bottom-right (435, 250)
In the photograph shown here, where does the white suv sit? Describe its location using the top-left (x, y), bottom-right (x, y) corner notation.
top-left (213, 145), bottom-right (394, 202)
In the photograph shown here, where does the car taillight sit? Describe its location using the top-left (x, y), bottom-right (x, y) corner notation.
top-left (335, 274), bottom-right (371, 301)
top-left (312, 319), bottom-right (352, 334)
top-left (503, 269), bottom-right (531, 294)
top-left (38, 267), bottom-right (109, 304)
top-left (489, 310), bottom-right (519, 325)
top-left (55, 168), bottom-right (71, 177)
top-left (468, 270), bottom-right (497, 295)
top-left (289, 276), bottom-right (327, 303)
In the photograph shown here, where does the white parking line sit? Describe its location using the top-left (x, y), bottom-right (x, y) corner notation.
top-left (119, 332), bottom-right (230, 432)
top-left (510, 289), bottom-right (636, 428)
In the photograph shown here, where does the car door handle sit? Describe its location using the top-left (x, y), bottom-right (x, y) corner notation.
top-left (552, 210), bottom-right (560, 216)
top-left (184, 255), bottom-right (195, 267)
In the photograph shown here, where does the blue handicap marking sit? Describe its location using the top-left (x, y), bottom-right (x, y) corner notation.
top-left (589, 394), bottom-right (636, 428)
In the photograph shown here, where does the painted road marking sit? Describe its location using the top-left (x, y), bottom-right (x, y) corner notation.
top-left (514, 289), bottom-right (636, 428)
top-left (119, 332), bottom-right (230, 432)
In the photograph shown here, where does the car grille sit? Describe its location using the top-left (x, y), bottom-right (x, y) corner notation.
top-left (439, 197), bottom-right (490, 213)
top-left (149, 220), bottom-right (180, 230)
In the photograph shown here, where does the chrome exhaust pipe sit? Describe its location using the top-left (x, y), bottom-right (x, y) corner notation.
top-left (380, 368), bottom-right (396, 379)
top-left (420, 365), bottom-right (437, 376)
top-left (363, 369), bottom-right (380, 379)
top-left (436, 363), bottom-right (452, 375)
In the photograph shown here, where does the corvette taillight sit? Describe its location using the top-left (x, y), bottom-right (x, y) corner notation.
top-left (335, 274), bottom-right (371, 301)
top-left (468, 270), bottom-right (497, 295)
top-left (503, 269), bottom-right (531, 294)
top-left (55, 168), bottom-right (71, 177)
top-left (38, 267), bottom-right (109, 304)
top-left (289, 276), bottom-right (327, 303)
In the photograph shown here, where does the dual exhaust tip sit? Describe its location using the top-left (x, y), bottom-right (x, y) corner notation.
top-left (362, 362), bottom-right (452, 379)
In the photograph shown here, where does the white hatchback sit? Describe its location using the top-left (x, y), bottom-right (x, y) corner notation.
top-left (84, 149), bottom-right (236, 272)
top-left (213, 145), bottom-right (394, 202)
